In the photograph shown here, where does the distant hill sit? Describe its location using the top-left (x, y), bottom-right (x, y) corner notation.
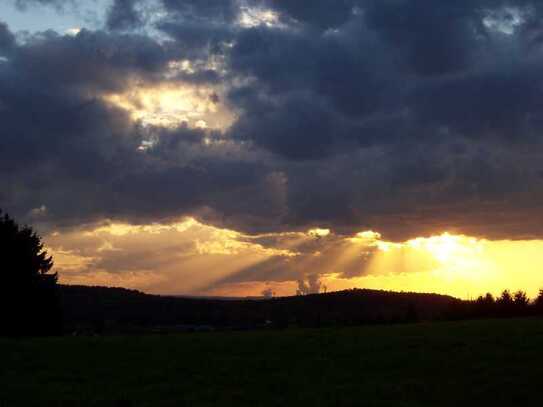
top-left (59, 285), bottom-right (462, 333)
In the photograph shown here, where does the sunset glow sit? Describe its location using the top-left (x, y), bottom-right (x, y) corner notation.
top-left (6, 1), bottom-right (543, 404)
top-left (4, 0), bottom-right (543, 303)
top-left (44, 219), bottom-right (543, 300)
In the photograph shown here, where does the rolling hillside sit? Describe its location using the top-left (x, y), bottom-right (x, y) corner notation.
top-left (59, 285), bottom-right (461, 333)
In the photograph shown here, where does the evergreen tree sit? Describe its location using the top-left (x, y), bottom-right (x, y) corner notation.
top-left (534, 289), bottom-right (543, 314)
top-left (0, 210), bottom-right (62, 336)
top-left (513, 290), bottom-right (529, 309)
top-left (496, 290), bottom-right (514, 317)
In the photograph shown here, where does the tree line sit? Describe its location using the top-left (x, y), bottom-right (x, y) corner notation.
top-left (445, 290), bottom-right (543, 320)
top-left (2, 209), bottom-right (543, 337)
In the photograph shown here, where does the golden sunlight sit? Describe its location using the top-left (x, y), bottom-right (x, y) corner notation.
top-left (47, 219), bottom-right (543, 300)
top-left (103, 83), bottom-right (235, 130)
top-left (407, 233), bottom-right (482, 265)
top-left (337, 232), bottom-right (543, 300)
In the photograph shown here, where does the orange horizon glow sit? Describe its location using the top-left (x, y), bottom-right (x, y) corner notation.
top-left (47, 219), bottom-right (543, 300)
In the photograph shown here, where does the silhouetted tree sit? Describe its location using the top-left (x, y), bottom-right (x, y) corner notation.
top-left (474, 293), bottom-right (496, 317)
top-left (513, 290), bottom-right (529, 310)
top-left (0, 211), bottom-right (61, 336)
top-left (534, 289), bottom-right (543, 314)
top-left (483, 293), bottom-right (495, 305)
top-left (497, 290), bottom-right (512, 304)
top-left (496, 290), bottom-right (515, 317)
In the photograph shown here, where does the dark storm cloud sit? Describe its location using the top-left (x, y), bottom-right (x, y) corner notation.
top-left (160, 0), bottom-right (239, 22)
top-left (106, 0), bottom-right (142, 31)
top-left (221, 0), bottom-right (543, 240)
top-left (110, 155), bottom-right (276, 226)
top-left (4, 0), bottom-right (543, 243)
top-left (8, 29), bottom-right (170, 92)
top-left (0, 22), bottom-right (15, 55)
top-left (225, 0), bottom-right (543, 159)
top-left (226, 19), bottom-right (400, 158)
top-left (362, 0), bottom-right (484, 76)
top-left (264, 0), bottom-right (359, 29)
top-left (0, 28), bottom-right (168, 186)
top-left (409, 65), bottom-right (543, 141)
top-left (0, 24), bottom-right (287, 232)
top-left (229, 89), bottom-right (342, 159)
top-left (156, 19), bottom-right (234, 58)
top-left (0, 28), bottom-right (176, 217)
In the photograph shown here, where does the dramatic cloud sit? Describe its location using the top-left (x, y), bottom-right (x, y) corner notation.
top-left (47, 219), bottom-right (543, 299)
top-left (106, 0), bottom-right (142, 31)
top-left (4, 0), bottom-right (543, 294)
top-left (0, 22), bottom-right (16, 54)
top-left (47, 217), bottom-right (299, 293)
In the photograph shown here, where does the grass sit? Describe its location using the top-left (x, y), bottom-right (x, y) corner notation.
top-left (2, 318), bottom-right (543, 406)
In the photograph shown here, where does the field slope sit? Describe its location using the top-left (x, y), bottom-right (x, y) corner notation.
top-left (2, 318), bottom-right (543, 406)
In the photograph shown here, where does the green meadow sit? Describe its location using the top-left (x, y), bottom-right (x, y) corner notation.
top-left (2, 318), bottom-right (543, 406)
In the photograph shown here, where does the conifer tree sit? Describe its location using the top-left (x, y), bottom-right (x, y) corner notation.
top-left (0, 210), bottom-right (61, 336)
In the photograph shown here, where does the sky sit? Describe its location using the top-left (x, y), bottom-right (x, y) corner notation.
top-left (2, 0), bottom-right (543, 298)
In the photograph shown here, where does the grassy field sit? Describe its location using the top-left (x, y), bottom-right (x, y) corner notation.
top-left (2, 318), bottom-right (543, 406)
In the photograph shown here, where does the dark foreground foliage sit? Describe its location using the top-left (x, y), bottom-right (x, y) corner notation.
top-left (2, 318), bottom-right (543, 406)
top-left (447, 289), bottom-right (543, 320)
top-left (59, 285), bottom-right (460, 333)
top-left (0, 211), bottom-right (61, 336)
top-left (59, 285), bottom-right (543, 334)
